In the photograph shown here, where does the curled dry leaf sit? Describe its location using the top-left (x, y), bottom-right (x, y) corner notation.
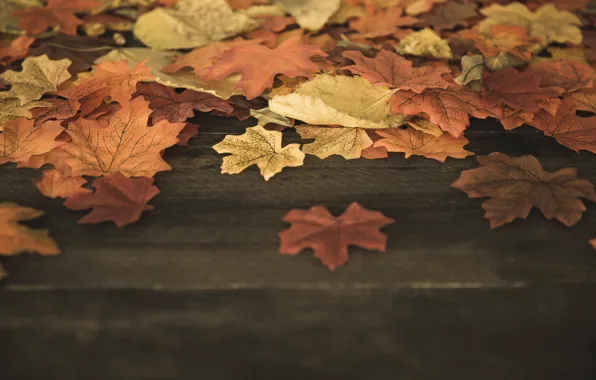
top-left (65, 173), bottom-right (159, 228)
top-left (0, 203), bottom-right (60, 256)
top-left (36, 169), bottom-right (91, 199)
top-left (270, 74), bottom-right (405, 130)
top-left (134, 0), bottom-right (259, 50)
top-left (275, 0), bottom-right (340, 31)
top-left (278, 202), bottom-right (395, 270)
top-left (374, 127), bottom-right (473, 162)
top-left (212, 125), bottom-right (305, 180)
top-left (454, 55), bottom-right (484, 90)
top-left (296, 125), bottom-right (373, 160)
top-left (395, 28), bottom-right (453, 59)
top-left (451, 153), bottom-right (596, 228)
top-left (0, 119), bottom-right (64, 165)
top-left (13, 0), bottom-right (100, 35)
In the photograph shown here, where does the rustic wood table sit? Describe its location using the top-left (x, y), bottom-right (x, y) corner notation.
top-left (1, 115), bottom-right (596, 379)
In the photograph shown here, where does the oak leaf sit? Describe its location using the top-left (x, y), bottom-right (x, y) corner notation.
top-left (275, 0), bottom-right (340, 31)
top-left (133, 0), bottom-right (259, 50)
top-left (212, 125), bottom-right (305, 181)
top-left (342, 50), bottom-right (450, 93)
top-left (0, 203), bottom-right (60, 256)
top-left (13, 0), bottom-right (99, 35)
top-left (528, 98), bottom-right (596, 154)
top-left (61, 95), bottom-right (185, 177)
top-left (36, 169), bottom-right (91, 199)
top-left (200, 37), bottom-right (327, 99)
top-left (270, 74), bottom-right (405, 130)
top-left (349, 4), bottom-right (418, 39)
top-left (135, 82), bottom-right (233, 123)
top-left (395, 28), bottom-right (453, 59)
top-left (374, 127), bottom-right (473, 162)
top-left (0, 119), bottom-right (64, 165)
top-left (0, 55), bottom-right (71, 105)
top-left (390, 85), bottom-right (501, 137)
top-left (421, 1), bottom-right (477, 31)
top-left (278, 202), bottom-right (394, 270)
top-left (296, 125), bottom-right (373, 160)
top-left (531, 60), bottom-right (595, 93)
top-left (64, 173), bottom-right (159, 228)
top-left (451, 153), bottom-right (596, 228)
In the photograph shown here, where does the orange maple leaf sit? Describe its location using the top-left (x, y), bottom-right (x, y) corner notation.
top-left (0, 203), bottom-right (60, 256)
top-left (451, 153), bottom-right (596, 228)
top-left (349, 4), bottom-right (419, 39)
top-left (161, 40), bottom-right (250, 76)
top-left (13, 0), bottom-right (100, 36)
top-left (278, 203), bottom-right (394, 270)
top-left (0, 119), bottom-right (64, 165)
top-left (531, 59), bottom-right (595, 93)
top-left (60, 95), bottom-right (185, 177)
top-left (36, 169), bottom-right (91, 199)
top-left (199, 36), bottom-right (327, 99)
top-left (0, 36), bottom-right (34, 69)
top-left (459, 25), bottom-right (540, 61)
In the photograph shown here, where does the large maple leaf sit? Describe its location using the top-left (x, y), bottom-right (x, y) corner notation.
top-left (0, 119), bottom-right (64, 165)
top-left (13, 0), bottom-right (100, 36)
top-left (199, 36), bottom-right (327, 99)
top-left (65, 173), bottom-right (159, 228)
top-left (61, 95), bottom-right (185, 177)
top-left (483, 67), bottom-right (564, 112)
top-left (390, 85), bottom-right (501, 138)
top-left (451, 153), bottom-right (596, 228)
top-left (0, 203), bottom-right (60, 256)
top-left (278, 202), bottom-right (394, 270)
top-left (531, 59), bottom-right (595, 93)
top-left (528, 98), bottom-right (596, 154)
top-left (342, 50), bottom-right (450, 93)
top-left (135, 82), bottom-right (233, 123)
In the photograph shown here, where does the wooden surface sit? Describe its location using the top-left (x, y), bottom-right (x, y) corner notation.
top-left (1, 115), bottom-right (596, 379)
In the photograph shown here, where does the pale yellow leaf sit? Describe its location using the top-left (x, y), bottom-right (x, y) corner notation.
top-left (296, 125), bottom-right (373, 160)
top-left (454, 54), bottom-right (484, 91)
top-left (275, 0), bottom-right (340, 31)
top-left (250, 107), bottom-right (292, 127)
top-left (395, 28), bottom-right (453, 59)
top-left (405, 118), bottom-right (443, 137)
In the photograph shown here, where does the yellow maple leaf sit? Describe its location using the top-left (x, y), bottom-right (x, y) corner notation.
top-left (296, 125), bottom-right (373, 160)
top-left (213, 125), bottom-right (305, 180)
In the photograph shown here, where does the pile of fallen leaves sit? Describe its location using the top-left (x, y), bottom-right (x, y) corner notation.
top-left (1, 0), bottom-right (596, 276)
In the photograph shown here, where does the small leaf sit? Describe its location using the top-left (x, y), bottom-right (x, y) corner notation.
top-left (0, 202), bottom-right (60, 256)
top-left (297, 125), bottom-right (373, 160)
top-left (395, 28), bottom-right (453, 59)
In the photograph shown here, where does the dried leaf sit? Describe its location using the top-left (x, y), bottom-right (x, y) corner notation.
top-left (395, 28), bottom-right (453, 59)
top-left (278, 202), bottom-right (394, 270)
top-left (0, 203), bottom-right (60, 256)
top-left (454, 55), bottom-right (484, 90)
top-left (0, 35), bottom-right (34, 68)
top-left (1, 0), bottom-right (42, 33)
top-left (64, 173), bottom-right (159, 227)
top-left (405, 117), bottom-right (443, 137)
top-left (250, 107), bottom-right (292, 128)
top-left (36, 169), bottom-right (91, 199)
top-left (296, 125), bottom-right (373, 160)
top-left (531, 59), bottom-right (595, 93)
top-left (451, 153), bottom-right (596, 228)
top-left (422, 1), bottom-right (477, 31)
top-left (275, 0), bottom-right (340, 31)
top-left (13, 0), bottom-right (99, 35)
top-left (567, 88), bottom-right (596, 113)
top-left (0, 98), bottom-right (50, 129)
top-left (0, 119), bottom-right (64, 164)
top-left (349, 5), bottom-right (418, 39)
top-left (212, 125), bottom-right (304, 180)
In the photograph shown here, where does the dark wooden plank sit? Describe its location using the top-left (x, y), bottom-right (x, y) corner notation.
top-left (1, 286), bottom-right (595, 380)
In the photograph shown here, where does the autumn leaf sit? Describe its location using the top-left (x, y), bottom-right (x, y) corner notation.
top-left (177, 123), bottom-right (199, 146)
top-left (64, 172), bottom-right (159, 228)
top-left (567, 88), bottom-right (596, 113)
top-left (36, 169), bottom-right (91, 199)
top-left (296, 125), bottom-right (373, 160)
top-left (276, 0), bottom-right (340, 31)
top-left (199, 37), bottom-right (327, 99)
top-left (500, 107), bottom-right (534, 130)
top-left (454, 55), bottom-right (484, 90)
top-left (451, 153), bottom-right (596, 228)
top-left (0, 35), bottom-right (34, 68)
top-left (13, 0), bottom-right (100, 35)
top-left (278, 202), bottom-right (394, 270)
top-left (342, 50), bottom-right (450, 93)
top-left (0, 55), bottom-right (71, 105)
top-left (0, 98), bottom-right (51, 129)
top-left (531, 59), bottom-right (595, 93)
top-left (61, 95), bottom-right (185, 177)
top-left (528, 98), bottom-right (596, 154)
top-left (374, 127), bottom-right (473, 162)
top-left (460, 25), bottom-right (540, 62)
top-left (212, 125), bottom-right (305, 181)
top-left (135, 82), bottom-right (233, 123)
top-left (0, 202), bottom-right (60, 256)
top-left (483, 68), bottom-right (564, 113)
top-left (395, 28), bottom-right (453, 59)
top-left (250, 107), bottom-right (292, 129)
top-left (390, 85), bottom-right (501, 138)
top-left (0, 119), bottom-right (64, 164)
top-left (84, 59), bottom-right (154, 99)
top-left (349, 4), bottom-right (418, 39)
top-left (421, 1), bottom-right (477, 31)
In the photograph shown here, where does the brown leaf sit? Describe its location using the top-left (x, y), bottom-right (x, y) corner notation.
top-left (0, 203), bottom-right (60, 256)
top-left (13, 0), bottom-right (100, 35)
top-left (531, 59), bottom-right (595, 93)
top-left (422, 1), bottom-right (477, 31)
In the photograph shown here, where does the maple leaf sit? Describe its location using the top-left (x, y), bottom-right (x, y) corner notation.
top-left (390, 85), bottom-right (501, 138)
top-left (361, 145), bottom-right (389, 159)
top-left (278, 202), bottom-right (394, 270)
top-left (531, 60), bottom-right (595, 93)
top-left (349, 4), bottom-right (418, 39)
top-left (483, 68), bottom-right (564, 113)
top-left (567, 88), bottom-right (596, 113)
top-left (61, 95), bottom-right (185, 177)
top-left (0, 35), bottom-right (34, 68)
top-left (200, 37), bottom-right (327, 99)
top-left (374, 127), bottom-right (473, 162)
top-left (500, 107), bottom-right (534, 130)
top-left (161, 40), bottom-right (249, 77)
top-left (527, 98), bottom-right (596, 154)
top-left (212, 125), bottom-right (305, 181)
top-left (421, 1), bottom-right (477, 31)
top-left (451, 153), bottom-right (596, 228)
top-left (177, 123), bottom-right (199, 146)
top-left (84, 59), bottom-right (154, 100)
top-left (477, 2), bottom-right (583, 46)
top-left (0, 202), bottom-right (60, 256)
top-left (0, 55), bottom-right (71, 105)
top-left (296, 125), bottom-right (373, 160)
top-left (0, 119), bottom-right (64, 165)
top-left (459, 25), bottom-right (540, 62)
top-left (0, 98), bottom-right (51, 129)
top-left (13, 0), bottom-right (99, 35)
top-left (29, 97), bottom-right (81, 126)
top-left (36, 169), bottom-right (91, 199)
top-left (64, 173), bottom-right (159, 228)
top-left (342, 50), bottom-right (450, 93)
top-left (135, 82), bottom-right (233, 123)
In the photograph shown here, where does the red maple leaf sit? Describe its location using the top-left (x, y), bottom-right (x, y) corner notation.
top-left (199, 36), bottom-right (327, 99)
top-left (13, 0), bottom-right (100, 36)
top-left (342, 50), bottom-right (450, 93)
top-left (531, 59), bottom-right (595, 93)
top-left (483, 68), bottom-right (564, 113)
top-left (135, 82), bottom-right (233, 123)
top-left (278, 203), bottom-right (394, 270)
top-left (64, 173), bottom-right (160, 228)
